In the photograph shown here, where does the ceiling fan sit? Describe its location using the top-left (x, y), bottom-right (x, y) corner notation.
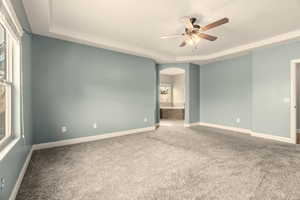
top-left (161, 17), bottom-right (229, 47)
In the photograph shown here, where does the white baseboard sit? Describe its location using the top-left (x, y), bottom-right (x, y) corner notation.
top-left (198, 122), bottom-right (251, 134)
top-left (197, 122), bottom-right (294, 144)
top-left (32, 126), bottom-right (155, 150)
top-left (251, 131), bottom-right (294, 144)
top-left (184, 122), bottom-right (200, 128)
top-left (9, 148), bottom-right (33, 200)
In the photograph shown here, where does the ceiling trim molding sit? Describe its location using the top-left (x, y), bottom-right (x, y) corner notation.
top-left (49, 24), bottom-right (300, 65)
top-left (26, 0), bottom-right (300, 64)
top-left (160, 67), bottom-right (185, 75)
top-left (46, 0), bottom-right (174, 63)
top-left (49, 26), bottom-right (175, 63)
top-left (176, 29), bottom-right (300, 63)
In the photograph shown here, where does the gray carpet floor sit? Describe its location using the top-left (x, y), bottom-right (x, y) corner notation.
top-left (16, 126), bottom-right (300, 200)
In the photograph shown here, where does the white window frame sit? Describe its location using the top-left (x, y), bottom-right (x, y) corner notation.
top-left (0, 19), bottom-right (13, 150)
top-left (0, 0), bottom-right (23, 160)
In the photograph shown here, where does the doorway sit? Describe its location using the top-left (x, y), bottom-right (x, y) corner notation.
top-left (290, 59), bottom-right (300, 144)
top-left (159, 67), bottom-right (185, 126)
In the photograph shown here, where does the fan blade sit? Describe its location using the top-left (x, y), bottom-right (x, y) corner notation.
top-left (179, 41), bottom-right (186, 47)
top-left (198, 33), bottom-right (217, 41)
top-left (160, 35), bottom-right (182, 39)
top-left (201, 18), bottom-right (229, 31)
top-left (181, 17), bottom-right (194, 29)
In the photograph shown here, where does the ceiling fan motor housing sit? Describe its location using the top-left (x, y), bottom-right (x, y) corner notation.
top-left (193, 24), bottom-right (200, 29)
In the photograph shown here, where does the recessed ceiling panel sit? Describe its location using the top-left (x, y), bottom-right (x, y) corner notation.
top-left (23, 0), bottom-right (300, 62)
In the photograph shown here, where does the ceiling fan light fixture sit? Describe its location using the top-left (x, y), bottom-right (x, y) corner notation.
top-left (192, 34), bottom-right (200, 44)
top-left (161, 17), bottom-right (228, 47)
top-left (186, 36), bottom-right (195, 46)
top-left (185, 34), bottom-right (200, 46)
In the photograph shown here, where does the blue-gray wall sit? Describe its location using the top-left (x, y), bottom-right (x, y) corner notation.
top-left (32, 35), bottom-right (156, 144)
top-left (200, 41), bottom-right (300, 138)
top-left (252, 41), bottom-right (300, 137)
top-left (187, 64), bottom-right (200, 123)
top-left (200, 54), bottom-right (252, 129)
top-left (10, 0), bottom-right (31, 31)
top-left (155, 64), bottom-right (160, 124)
top-left (0, 1), bottom-right (33, 199)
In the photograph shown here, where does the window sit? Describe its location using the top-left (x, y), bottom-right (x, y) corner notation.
top-left (0, 21), bottom-right (14, 149)
top-left (0, 1), bottom-right (23, 159)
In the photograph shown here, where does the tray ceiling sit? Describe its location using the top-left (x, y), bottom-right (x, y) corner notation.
top-left (23, 0), bottom-right (300, 64)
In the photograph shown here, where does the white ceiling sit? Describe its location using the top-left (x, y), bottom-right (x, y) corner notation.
top-left (160, 68), bottom-right (185, 75)
top-left (23, 0), bottom-right (300, 64)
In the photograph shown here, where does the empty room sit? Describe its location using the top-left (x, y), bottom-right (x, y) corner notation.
top-left (1, 0), bottom-right (300, 199)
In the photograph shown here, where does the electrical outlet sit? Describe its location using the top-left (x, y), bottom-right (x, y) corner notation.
top-left (236, 118), bottom-right (241, 124)
top-left (61, 126), bottom-right (67, 133)
top-left (144, 117), bottom-right (148, 122)
top-left (93, 123), bottom-right (97, 129)
top-left (0, 177), bottom-right (5, 192)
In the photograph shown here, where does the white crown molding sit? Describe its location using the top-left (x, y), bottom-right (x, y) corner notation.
top-left (24, 0), bottom-right (300, 64)
top-left (177, 29), bottom-right (300, 64)
top-left (45, 0), bottom-right (174, 63)
top-left (48, 26), bottom-right (175, 63)
top-left (49, 24), bottom-right (300, 65)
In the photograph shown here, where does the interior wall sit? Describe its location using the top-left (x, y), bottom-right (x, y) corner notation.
top-left (32, 35), bottom-right (156, 144)
top-left (160, 74), bottom-right (173, 84)
top-left (155, 64), bottom-right (159, 124)
top-left (173, 74), bottom-right (185, 107)
top-left (297, 64), bottom-right (300, 130)
top-left (159, 74), bottom-right (173, 107)
top-left (159, 73), bottom-right (184, 107)
top-left (199, 40), bottom-right (300, 139)
top-left (200, 54), bottom-right (252, 129)
top-left (0, 1), bottom-right (33, 199)
top-left (157, 64), bottom-right (189, 124)
top-left (10, 0), bottom-right (31, 31)
top-left (157, 63), bottom-right (200, 124)
top-left (252, 41), bottom-right (300, 138)
top-left (188, 64), bottom-right (200, 123)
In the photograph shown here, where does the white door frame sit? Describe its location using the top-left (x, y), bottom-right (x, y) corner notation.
top-left (290, 59), bottom-right (300, 144)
